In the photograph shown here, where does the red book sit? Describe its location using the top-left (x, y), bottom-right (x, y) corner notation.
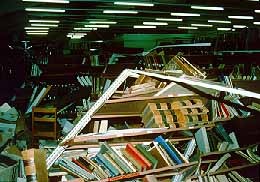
top-left (220, 103), bottom-right (230, 118)
top-left (125, 143), bottom-right (152, 171)
top-left (72, 158), bottom-right (92, 173)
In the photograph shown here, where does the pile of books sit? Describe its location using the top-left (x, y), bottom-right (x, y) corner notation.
top-left (142, 98), bottom-right (209, 128)
top-left (59, 126), bottom-right (260, 181)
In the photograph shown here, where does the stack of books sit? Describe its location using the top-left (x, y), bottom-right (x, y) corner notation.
top-left (142, 98), bottom-right (209, 128)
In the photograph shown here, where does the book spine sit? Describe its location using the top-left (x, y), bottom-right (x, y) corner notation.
top-left (125, 143), bottom-right (152, 170)
top-left (154, 136), bottom-right (182, 164)
top-left (96, 153), bottom-right (120, 176)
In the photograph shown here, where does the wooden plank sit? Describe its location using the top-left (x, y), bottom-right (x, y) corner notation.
top-left (33, 107), bottom-right (56, 113)
top-left (33, 117), bottom-right (56, 122)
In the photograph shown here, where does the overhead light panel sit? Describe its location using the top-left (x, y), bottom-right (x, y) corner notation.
top-left (74, 28), bottom-right (97, 30)
top-left (133, 25), bottom-right (156, 28)
top-left (26, 32), bottom-right (48, 35)
top-left (143, 22), bottom-right (168, 26)
top-left (103, 10), bottom-right (138, 14)
top-left (25, 8), bottom-right (65, 13)
top-left (208, 20), bottom-right (231, 24)
top-left (84, 25), bottom-right (110, 28)
top-left (114, 2), bottom-right (154, 7)
top-left (217, 28), bottom-right (231, 31)
top-left (178, 26), bottom-right (198, 29)
top-left (31, 24), bottom-right (58, 27)
top-left (89, 21), bottom-right (117, 24)
top-left (254, 10), bottom-right (260, 13)
top-left (90, 49), bottom-right (97, 51)
top-left (191, 6), bottom-right (224, 11)
top-left (26, 30), bottom-right (48, 33)
top-left (29, 20), bottom-right (60, 23)
top-left (25, 27), bottom-right (49, 30)
top-left (253, 22), bottom-right (260, 25)
top-left (191, 24), bottom-right (213, 27)
top-left (171, 13), bottom-right (200, 16)
top-left (22, 0), bottom-right (69, 3)
top-left (233, 25), bottom-right (247, 28)
top-left (155, 18), bottom-right (183, 22)
top-left (94, 40), bottom-right (104, 43)
top-left (228, 16), bottom-right (254, 19)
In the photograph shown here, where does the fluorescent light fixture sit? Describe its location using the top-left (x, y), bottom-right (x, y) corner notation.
top-left (26, 32), bottom-right (48, 35)
top-left (68, 33), bottom-right (87, 35)
top-left (84, 25), bottom-right (110, 28)
top-left (25, 27), bottom-right (49, 30)
top-left (143, 22), bottom-right (168, 25)
top-left (178, 26), bottom-right (198, 29)
top-left (232, 29), bottom-right (236, 31)
top-left (133, 25), bottom-right (156, 28)
top-left (25, 8), bottom-right (65, 13)
top-left (74, 27), bottom-right (97, 30)
top-left (253, 22), bottom-right (260, 25)
top-left (26, 30), bottom-right (48, 33)
top-left (89, 21), bottom-right (117, 24)
top-left (155, 18), bottom-right (183, 22)
top-left (29, 20), bottom-right (60, 23)
top-left (254, 10), bottom-right (260, 13)
top-left (228, 16), bottom-right (254, 19)
top-left (208, 20), bottom-right (231, 24)
top-left (114, 2), bottom-right (154, 6)
top-left (94, 40), bottom-right (104, 43)
top-left (217, 28), bottom-right (231, 31)
top-left (191, 24), bottom-right (213, 27)
top-left (233, 25), bottom-right (247, 28)
top-left (171, 13), bottom-right (200, 16)
top-left (103, 10), bottom-right (138, 14)
top-left (90, 49), bottom-right (97, 51)
top-left (67, 35), bottom-right (83, 39)
top-left (31, 24), bottom-right (58, 27)
top-left (191, 6), bottom-right (224, 11)
top-left (249, 0), bottom-right (259, 1)
top-left (22, 0), bottom-right (69, 3)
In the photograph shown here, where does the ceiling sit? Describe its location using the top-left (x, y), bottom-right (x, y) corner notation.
top-left (1, 0), bottom-right (260, 50)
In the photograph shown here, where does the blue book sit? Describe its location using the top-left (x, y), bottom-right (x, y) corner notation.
top-left (215, 124), bottom-right (232, 144)
top-left (154, 136), bottom-right (182, 164)
top-left (195, 127), bottom-right (210, 154)
top-left (96, 153), bottom-right (120, 176)
top-left (91, 156), bottom-right (113, 177)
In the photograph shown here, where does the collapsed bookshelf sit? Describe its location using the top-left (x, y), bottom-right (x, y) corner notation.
top-left (43, 56), bottom-right (260, 181)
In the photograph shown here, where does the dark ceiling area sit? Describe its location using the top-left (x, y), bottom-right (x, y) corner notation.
top-left (0, 0), bottom-right (260, 50)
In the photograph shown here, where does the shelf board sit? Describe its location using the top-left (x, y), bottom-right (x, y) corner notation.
top-left (33, 117), bottom-right (56, 122)
top-left (33, 131), bottom-right (56, 138)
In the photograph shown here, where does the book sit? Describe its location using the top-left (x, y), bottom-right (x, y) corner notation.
top-left (93, 120), bottom-right (100, 133)
top-left (195, 127), bottom-right (210, 154)
top-left (209, 153), bottom-right (231, 173)
top-left (113, 148), bottom-right (137, 172)
top-left (120, 148), bottom-right (142, 172)
top-left (125, 143), bottom-right (152, 171)
top-left (102, 153), bottom-right (125, 175)
top-left (135, 144), bottom-right (158, 169)
top-left (215, 124), bottom-right (232, 144)
top-left (149, 142), bottom-right (171, 168)
top-left (96, 153), bottom-right (120, 176)
top-left (154, 136), bottom-right (182, 164)
top-left (98, 120), bottom-right (108, 133)
top-left (166, 140), bottom-right (189, 163)
top-left (81, 157), bottom-right (108, 179)
top-left (72, 158), bottom-right (92, 173)
top-left (100, 143), bottom-right (132, 173)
